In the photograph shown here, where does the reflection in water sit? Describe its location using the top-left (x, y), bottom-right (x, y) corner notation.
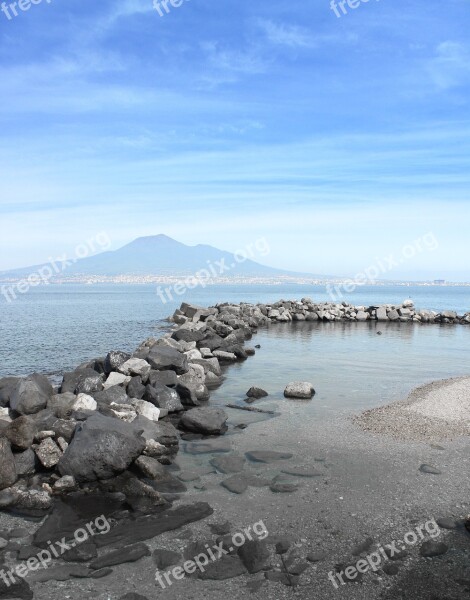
top-left (209, 321), bottom-right (470, 417)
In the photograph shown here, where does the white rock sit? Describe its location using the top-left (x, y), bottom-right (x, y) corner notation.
top-left (118, 358), bottom-right (151, 378)
top-left (185, 349), bottom-right (202, 361)
top-left (402, 299), bottom-right (414, 308)
top-left (72, 393), bottom-right (97, 412)
top-left (104, 372), bottom-right (131, 389)
top-left (110, 403), bottom-right (136, 422)
top-left (0, 408), bottom-right (9, 419)
top-left (132, 399), bottom-right (160, 422)
top-left (284, 382), bottom-right (316, 399)
top-left (213, 350), bottom-right (237, 362)
top-left (144, 439), bottom-right (168, 457)
top-left (35, 438), bottom-right (62, 468)
top-left (53, 476), bottom-right (76, 492)
top-left (200, 348), bottom-right (213, 358)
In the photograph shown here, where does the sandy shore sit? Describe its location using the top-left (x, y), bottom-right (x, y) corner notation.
top-left (355, 376), bottom-right (470, 442)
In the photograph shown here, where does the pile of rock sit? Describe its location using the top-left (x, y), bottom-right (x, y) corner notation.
top-left (0, 324), bottom-right (244, 511)
top-left (1, 296), bottom-right (466, 513)
top-left (172, 298), bottom-right (469, 325)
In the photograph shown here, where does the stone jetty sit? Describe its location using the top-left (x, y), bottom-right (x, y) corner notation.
top-left (0, 297), bottom-right (468, 514)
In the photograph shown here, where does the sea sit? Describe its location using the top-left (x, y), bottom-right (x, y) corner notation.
top-left (1, 284), bottom-right (469, 414)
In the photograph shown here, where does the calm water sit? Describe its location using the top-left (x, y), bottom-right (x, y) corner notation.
top-left (0, 283), bottom-right (469, 381)
top-left (210, 320), bottom-right (470, 419)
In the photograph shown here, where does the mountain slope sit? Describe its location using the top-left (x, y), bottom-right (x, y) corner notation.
top-left (0, 234), bottom-right (328, 280)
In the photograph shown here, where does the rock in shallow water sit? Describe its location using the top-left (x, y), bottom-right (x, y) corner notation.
top-left (246, 450), bottom-right (293, 463)
top-left (179, 407), bottom-right (228, 435)
top-left (284, 382), bottom-right (315, 399)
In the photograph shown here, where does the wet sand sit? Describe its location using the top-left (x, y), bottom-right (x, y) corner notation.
top-left (2, 376), bottom-right (469, 600)
top-left (356, 376), bottom-right (470, 442)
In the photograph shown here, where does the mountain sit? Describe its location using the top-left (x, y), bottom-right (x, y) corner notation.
top-left (0, 235), bottom-right (329, 281)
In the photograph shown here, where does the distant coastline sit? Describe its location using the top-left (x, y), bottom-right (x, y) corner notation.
top-left (0, 275), bottom-right (469, 286)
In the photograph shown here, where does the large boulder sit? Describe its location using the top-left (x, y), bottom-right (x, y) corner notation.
top-left (104, 351), bottom-right (131, 375)
top-left (0, 377), bottom-right (20, 407)
top-left (179, 407), bottom-right (228, 435)
top-left (132, 416), bottom-right (179, 450)
top-left (144, 384), bottom-right (184, 413)
top-left (48, 392), bottom-right (76, 419)
top-left (148, 370), bottom-right (178, 388)
top-left (147, 346), bottom-right (188, 375)
top-left (0, 438), bottom-right (17, 490)
top-left (10, 375), bottom-right (52, 415)
top-left (61, 368), bottom-right (104, 395)
top-left (118, 358), bottom-right (151, 380)
top-left (284, 382), bottom-right (315, 399)
top-left (4, 415), bottom-right (37, 450)
top-left (93, 386), bottom-right (129, 407)
top-left (127, 376), bottom-right (146, 400)
top-left (14, 448), bottom-right (37, 476)
top-left (172, 328), bottom-right (206, 343)
top-left (58, 413), bottom-right (146, 482)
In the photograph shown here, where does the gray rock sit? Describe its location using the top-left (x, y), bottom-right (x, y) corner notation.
top-left (10, 375), bottom-right (52, 415)
top-left (48, 392), bottom-right (76, 419)
top-left (419, 464), bottom-right (442, 475)
top-left (419, 540), bottom-right (448, 557)
top-left (0, 438), bottom-right (17, 490)
top-left (179, 407), bottom-right (228, 435)
top-left (35, 437), bottom-right (62, 468)
top-left (436, 517), bottom-right (457, 530)
top-left (284, 382), bottom-right (315, 399)
top-left (246, 450), bottom-right (293, 463)
top-left (221, 473), bottom-right (270, 494)
top-left (307, 551), bottom-right (327, 562)
top-left (148, 370), bottom-right (178, 387)
top-left (5, 415), bottom-right (36, 449)
top-left (90, 543), bottom-right (150, 570)
top-left (93, 385), bottom-right (129, 406)
top-left (147, 347), bottom-right (189, 375)
top-left (58, 413), bottom-right (146, 482)
top-left (153, 548), bottom-right (181, 569)
top-left (127, 377), bottom-right (146, 400)
top-left (145, 384), bottom-right (183, 412)
top-left (63, 540), bottom-right (97, 562)
top-left (175, 381), bottom-right (201, 407)
top-left (270, 482), bottom-right (299, 493)
top-left (198, 555), bottom-right (247, 580)
top-left (118, 358), bottom-right (151, 379)
top-left (61, 368), bottom-right (104, 395)
top-left (211, 455), bottom-right (245, 474)
top-left (382, 563), bottom-right (399, 576)
top-left (246, 387), bottom-right (268, 399)
top-left (104, 351), bottom-right (131, 375)
top-left (14, 448), bottom-right (37, 476)
top-left (133, 416), bottom-right (179, 449)
top-left (376, 306), bottom-right (388, 321)
top-left (0, 377), bottom-right (20, 408)
top-left (238, 540), bottom-right (270, 573)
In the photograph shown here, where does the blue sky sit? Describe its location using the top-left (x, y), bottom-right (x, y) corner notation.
top-left (0, 0), bottom-right (469, 280)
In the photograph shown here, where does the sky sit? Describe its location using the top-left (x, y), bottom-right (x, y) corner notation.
top-left (0, 0), bottom-right (469, 280)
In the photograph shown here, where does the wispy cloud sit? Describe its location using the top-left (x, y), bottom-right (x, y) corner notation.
top-left (428, 41), bottom-right (470, 89)
top-left (258, 20), bottom-right (314, 48)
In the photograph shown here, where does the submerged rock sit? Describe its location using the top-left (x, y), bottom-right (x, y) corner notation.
top-left (179, 407), bottom-right (228, 435)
